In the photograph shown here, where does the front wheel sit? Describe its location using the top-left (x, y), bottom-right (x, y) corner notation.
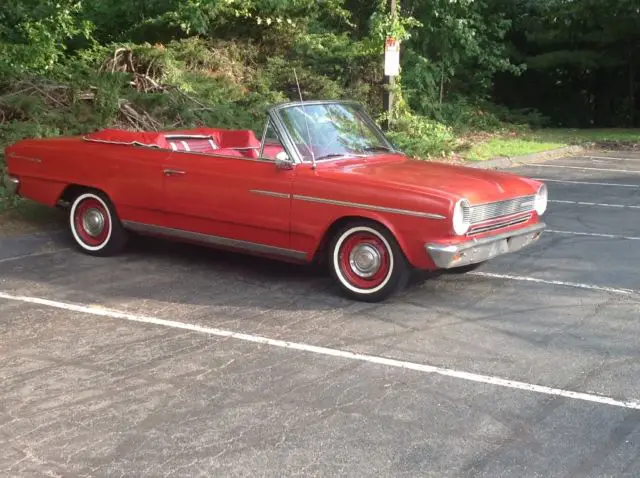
top-left (328, 221), bottom-right (410, 302)
top-left (68, 190), bottom-right (128, 256)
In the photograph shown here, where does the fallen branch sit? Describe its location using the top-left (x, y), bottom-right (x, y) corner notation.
top-left (75, 87), bottom-right (98, 101)
top-left (0, 86), bottom-right (37, 100)
top-left (170, 85), bottom-right (217, 112)
top-left (101, 47), bottom-right (167, 93)
top-left (30, 84), bottom-right (69, 109)
top-left (131, 73), bottom-right (165, 93)
top-left (118, 99), bottom-right (162, 131)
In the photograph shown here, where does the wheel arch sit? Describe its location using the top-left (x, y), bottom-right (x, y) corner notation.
top-left (312, 213), bottom-right (411, 265)
top-left (59, 184), bottom-right (91, 206)
top-left (58, 183), bottom-right (114, 207)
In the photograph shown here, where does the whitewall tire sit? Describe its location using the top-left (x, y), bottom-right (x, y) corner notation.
top-left (328, 220), bottom-right (410, 302)
top-left (68, 190), bottom-right (127, 256)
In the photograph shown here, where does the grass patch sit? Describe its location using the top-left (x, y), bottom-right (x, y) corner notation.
top-left (462, 136), bottom-right (567, 162)
top-left (0, 183), bottom-right (18, 214)
top-left (459, 127), bottom-right (640, 162)
top-left (0, 199), bottom-right (65, 237)
top-left (534, 128), bottom-right (640, 146)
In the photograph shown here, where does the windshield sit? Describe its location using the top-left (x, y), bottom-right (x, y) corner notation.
top-left (277, 102), bottom-right (393, 162)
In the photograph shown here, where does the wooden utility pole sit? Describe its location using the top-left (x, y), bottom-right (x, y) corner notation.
top-left (382, 0), bottom-right (398, 130)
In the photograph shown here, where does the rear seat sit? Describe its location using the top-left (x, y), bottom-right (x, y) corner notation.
top-left (164, 129), bottom-right (280, 159)
top-left (168, 138), bottom-right (218, 152)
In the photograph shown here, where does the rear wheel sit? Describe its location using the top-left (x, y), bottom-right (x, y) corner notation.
top-left (328, 221), bottom-right (410, 302)
top-left (68, 190), bottom-right (127, 256)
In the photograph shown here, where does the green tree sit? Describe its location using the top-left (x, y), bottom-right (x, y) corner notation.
top-left (496, 0), bottom-right (640, 126)
top-left (0, 0), bottom-right (94, 74)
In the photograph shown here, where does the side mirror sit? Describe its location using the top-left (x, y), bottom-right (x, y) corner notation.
top-left (274, 151), bottom-right (293, 170)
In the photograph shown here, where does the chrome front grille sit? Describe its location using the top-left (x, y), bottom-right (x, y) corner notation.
top-left (468, 214), bottom-right (532, 236)
top-left (462, 204), bottom-right (471, 223)
top-left (470, 195), bottom-right (535, 224)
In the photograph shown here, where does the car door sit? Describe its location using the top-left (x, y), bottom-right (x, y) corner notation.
top-left (105, 144), bottom-right (172, 228)
top-left (161, 144), bottom-right (296, 257)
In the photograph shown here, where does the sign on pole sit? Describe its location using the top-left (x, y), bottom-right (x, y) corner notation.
top-left (384, 37), bottom-right (400, 77)
top-left (382, 36), bottom-right (400, 130)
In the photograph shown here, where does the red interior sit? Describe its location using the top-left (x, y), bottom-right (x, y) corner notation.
top-left (84, 128), bottom-right (284, 159)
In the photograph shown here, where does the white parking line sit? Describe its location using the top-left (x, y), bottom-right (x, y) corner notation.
top-left (549, 200), bottom-right (640, 209)
top-left (547, 229), bottom-right (640, 241)
top-left (583, 155), bottom-right (640, 162)
top-left (1, 291), bottom-right (639, 410)
top-left (470, 272), bottom-right (637, 296)
top-left (534, 178), bottom-right (640, 188)
top-left (533, 164), bottom-right (640, 174)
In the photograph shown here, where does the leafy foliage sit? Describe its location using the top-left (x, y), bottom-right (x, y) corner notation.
top-left (494, 0), bottom-right (640, 127)
top-left (0, 1), bottom-right (94, 75)
top-left (386, 113), bottom-right (457, 158)
top-left (0, 0), bottom-right (639, 188)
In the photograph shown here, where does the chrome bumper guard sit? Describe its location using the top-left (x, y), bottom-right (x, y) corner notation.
top-left (426, 222), bottom-right (546, 269)
top-left (2, 173), bottom-right (20, 196)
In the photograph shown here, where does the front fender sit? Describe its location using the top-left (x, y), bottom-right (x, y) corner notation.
top-left (306, 209), bottom-right (451, 270)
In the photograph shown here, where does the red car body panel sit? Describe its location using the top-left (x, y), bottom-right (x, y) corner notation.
top-left (3, 101), bottom-right (546, 274)
top-left (161, 151), bottom-right (294, 253)
top-left (288, 156), bottom-right (542, 269)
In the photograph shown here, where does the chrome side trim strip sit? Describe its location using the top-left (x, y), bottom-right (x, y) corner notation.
top-left (249, 189), bottom-right (291, 199)
top-left (121, 221), bottom-right (307, 260)
top-left (292, 194), bottom-right (446, 220)
top-left (7, 152), bottom-right (42, 163)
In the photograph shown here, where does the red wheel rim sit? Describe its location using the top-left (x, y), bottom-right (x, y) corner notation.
top-left (73, 197), bottom-right (110, 247)
top-left (338, 232), bottom-right (391, 289)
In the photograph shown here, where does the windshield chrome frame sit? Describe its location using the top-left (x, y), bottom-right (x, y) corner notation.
top-left (266, 100), bottom-right (398, 165)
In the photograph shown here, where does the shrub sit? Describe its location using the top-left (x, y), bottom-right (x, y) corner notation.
top-left (386, 112), bottom-right (457, 158)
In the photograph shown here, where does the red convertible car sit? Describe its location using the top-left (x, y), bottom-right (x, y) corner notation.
top-left (3, 100), bottom-right (547, 301)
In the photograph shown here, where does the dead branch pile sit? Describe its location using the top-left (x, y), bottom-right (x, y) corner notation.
top-left (0, 79), bottom-right (90, 124)
top-left (0, 76), bottom-right (167, 131)
top-left (117, 99), bottom-right (163, 130)
top-left (100, 47), bottom-right (166, 94)
top-left (0, 46), bottom-right (223, 132)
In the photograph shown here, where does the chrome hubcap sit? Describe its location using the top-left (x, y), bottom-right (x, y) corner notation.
top-left (349, 244), bottom-right (381, 278)
top-left (82, 208), bottom-right (105, 237)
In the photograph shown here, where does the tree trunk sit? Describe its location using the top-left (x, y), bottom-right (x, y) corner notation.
top-left (440, 63), bottom-right (445, 105)
top-left (630, 47), bottom-right (635, 127)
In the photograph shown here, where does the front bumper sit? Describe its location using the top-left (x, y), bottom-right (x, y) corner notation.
top-left (2, 173), bottom-right (20, 196)
top-left (426, 222), bottom-right (546, 269)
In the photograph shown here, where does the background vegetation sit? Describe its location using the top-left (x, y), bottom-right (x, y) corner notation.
top-left (1, 0), bottom-right (639, 212)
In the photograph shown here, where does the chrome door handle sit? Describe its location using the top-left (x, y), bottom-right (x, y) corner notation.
top-left (163, 169), bottom-right (186, 176)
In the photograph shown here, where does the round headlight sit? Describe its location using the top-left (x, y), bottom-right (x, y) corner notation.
top-left (534, 183), bottom-right (548, 215)
top-left (452, 198), bottom-right (471, 235)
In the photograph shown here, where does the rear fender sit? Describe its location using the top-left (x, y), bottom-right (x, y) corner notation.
top-left (18, 177), bottom-right (69, 207)
top-left (5, 140), bottom-right (114, 208)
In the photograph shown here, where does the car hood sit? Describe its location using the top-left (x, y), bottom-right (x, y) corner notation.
top-left (335, 156), bottom-right (539, 204)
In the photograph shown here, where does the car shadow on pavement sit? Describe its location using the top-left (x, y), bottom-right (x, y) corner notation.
top-left (0, 229), bottom-right (364, 308)
top-left (2, 224), bottom-right (640, 365)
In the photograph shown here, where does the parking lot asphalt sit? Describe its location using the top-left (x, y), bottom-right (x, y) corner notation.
top-left (2, 151), bottom-right (640, 477)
